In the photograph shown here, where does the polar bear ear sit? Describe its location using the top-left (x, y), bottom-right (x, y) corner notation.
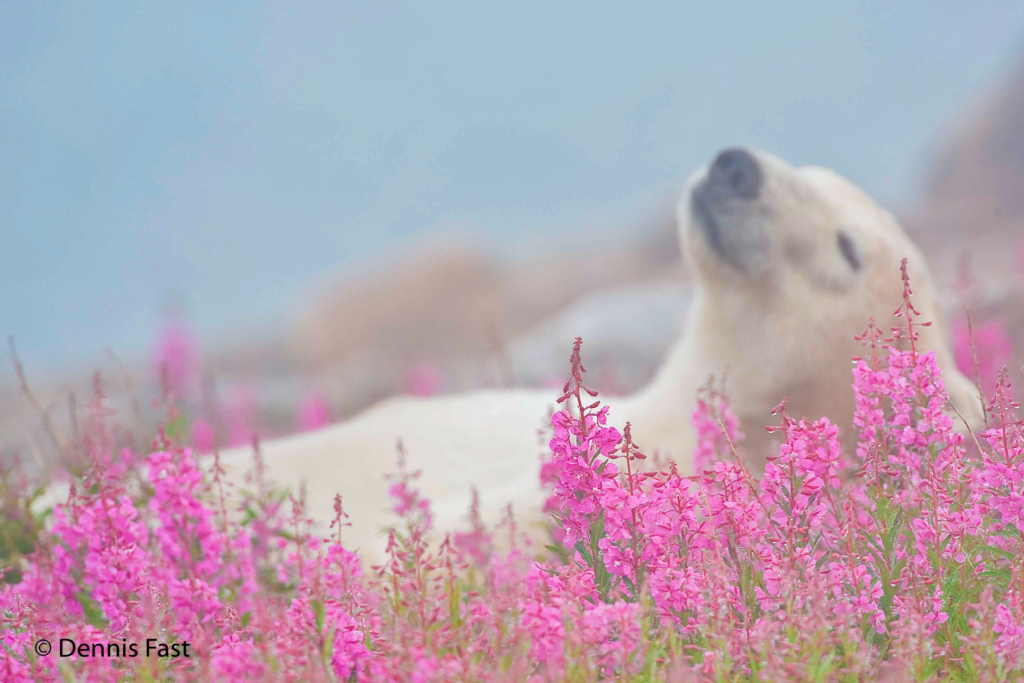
top-left (837, 231), bottom-right (862, 271)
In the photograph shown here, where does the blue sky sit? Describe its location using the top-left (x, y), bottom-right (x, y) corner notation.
top-left (3, 2), bottom-right (1024, 370)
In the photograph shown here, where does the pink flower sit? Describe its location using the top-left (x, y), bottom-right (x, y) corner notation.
top-left (405, 362), bottom-right (444, 397)
top-left (191, 417), bottom-right (216, 453)
top-left (691, 385), bottom-right (743, 471)
top-left (211, 634), bottom-right (264, 679)
top-left (153, 318), bottom-right (198, 398)
top-left (298, 389), bottom-right (332, 431)
top-left (953, 318), bottom-right (1012, 394)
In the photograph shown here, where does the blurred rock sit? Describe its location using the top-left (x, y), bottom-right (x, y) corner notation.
top-left (287, 206), bottom-right (684, 407)
top-left (912, 53), bottom-right (1024, 286)
top-left (501, 280), bottom-right (692, 393)
top-left (909, 50), bottom-right (1024, 365)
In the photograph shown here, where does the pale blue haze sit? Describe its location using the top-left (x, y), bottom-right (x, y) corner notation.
top-left (2, 2), bottom-right (1023, 369)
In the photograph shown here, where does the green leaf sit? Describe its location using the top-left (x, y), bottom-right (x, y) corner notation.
top-left (75, 590), bottom-right (107, 629)
top-left (313, 598), bottom-right (325, 633)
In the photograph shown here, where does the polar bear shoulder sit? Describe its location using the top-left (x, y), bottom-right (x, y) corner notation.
top-left (218, 388), bottom-right (558, 560)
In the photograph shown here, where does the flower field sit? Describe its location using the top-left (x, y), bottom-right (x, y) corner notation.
top-left (1, 274), bottom-right (1023, 682)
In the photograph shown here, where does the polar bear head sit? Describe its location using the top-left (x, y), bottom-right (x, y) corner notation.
top-left (677, 148), bottom-right (982, 462)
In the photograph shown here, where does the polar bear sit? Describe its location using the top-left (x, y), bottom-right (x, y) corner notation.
top-left (217, 148), bottom-right (982, 561)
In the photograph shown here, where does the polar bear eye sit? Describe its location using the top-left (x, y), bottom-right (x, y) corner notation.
top-left (837, 231), bottom-right (861, 271)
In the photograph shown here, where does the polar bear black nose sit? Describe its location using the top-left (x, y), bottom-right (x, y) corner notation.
top-left (708, 148), bottom-right (762, 199)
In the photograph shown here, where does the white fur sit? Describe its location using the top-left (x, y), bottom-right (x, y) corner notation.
top-left (217, 149), bottom-right (983, 563)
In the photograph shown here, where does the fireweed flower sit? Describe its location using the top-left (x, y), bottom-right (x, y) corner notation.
top-left (953, 317), bottom-right (1013, 395)
top-left (153, 317), bottom-right (198, 399)
top-left (298, 389), bottom-right (333, 432)
top-left (691, 381), bottom-right (744, 471)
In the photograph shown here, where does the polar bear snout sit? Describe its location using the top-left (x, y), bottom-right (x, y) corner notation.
top-left (705, 147), bottom-right (762, 200)
top-left (687, 147), bottom-right (769, 273)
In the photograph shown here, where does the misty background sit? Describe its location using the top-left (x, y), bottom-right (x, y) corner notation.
top-left (4, 2), bottom-right (1024, 371)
